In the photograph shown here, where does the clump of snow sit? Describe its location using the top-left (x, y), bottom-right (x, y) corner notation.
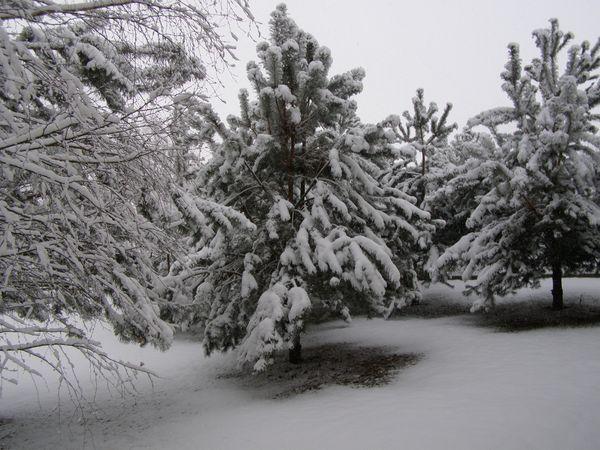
top-left (287, 286), bottom-right (311, 321)
top-left (275, 84), bottom-right (296, 103)
top-left (238, 288), bottom-right (285, 370)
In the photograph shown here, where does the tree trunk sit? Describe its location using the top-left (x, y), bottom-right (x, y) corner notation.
top-left (551, 259), bottom-right (564, 310)
top-left (299, 141), bottom-right (306, 207)
top-left (288, 332), bottom-right (302, 364)
top-left (287, 136), bottom-right (296, 203)
top-left (420, 146), bottom-right (427, 206)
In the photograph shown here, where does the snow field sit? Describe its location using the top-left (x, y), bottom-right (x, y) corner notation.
top-left (2, 278), bottom-right (600, 449)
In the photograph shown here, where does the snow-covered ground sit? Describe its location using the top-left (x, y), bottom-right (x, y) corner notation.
top-left (2, 278), bottom-right (600, 449)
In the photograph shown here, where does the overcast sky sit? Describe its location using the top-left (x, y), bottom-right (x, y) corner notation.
top-left (213, 0), bottom-right (600, 128)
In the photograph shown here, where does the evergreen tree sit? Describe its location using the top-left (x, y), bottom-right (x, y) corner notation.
top-left (431, 20), bottom-right (600, 311)
top-left (423, 130), bottom-right (500, 265)
top-left (380, 89), bottom-right (456, 284)
top-left (170, 4), bottom-right (433, 370)
top-left (381, 88), bottom-right (457, 206)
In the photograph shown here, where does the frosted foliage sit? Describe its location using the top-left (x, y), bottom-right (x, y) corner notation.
top-left (431, 20), bottom-right (600, 304)
top-left (380, 88), bottom-right (457, 208)
top-left (378, 89), bottom-right (456, 286)
top-left (288, 286), bottom-right (311, 321)
top-left (237, 284), bottom-right (310, 371)
top-left (172, 5), bottom-right (434, 369)
top-left (0, 0), bottom-right (253, 387)
top-left (238, 289), bottom-right (285, 371)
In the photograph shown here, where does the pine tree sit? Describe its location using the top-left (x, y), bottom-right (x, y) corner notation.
top-left (425, 130), bottom-right (501, 256)
top-left (379, 89), bottom-right (456, 284)
top-left (171, 4), bottom-right (433, 370)
top-left (381, 89), bottom-right (457, 206)
top-left (431, 20), bottom-right (600, 311)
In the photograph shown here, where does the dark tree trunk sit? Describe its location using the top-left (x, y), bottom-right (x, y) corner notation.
top-left (551, 258), bottom-right (564, 310)
top-left (421, 148), bottom-right (426, 205)
top-left (288, 332), bottom-right (302, 364)
top-left (297, 141), bottom-right (306, 208)
top-left (287, 136), bottom-right (296, 203)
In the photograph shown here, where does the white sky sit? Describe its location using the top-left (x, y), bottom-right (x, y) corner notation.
top-left (213, 0), bottom-right (600, 128)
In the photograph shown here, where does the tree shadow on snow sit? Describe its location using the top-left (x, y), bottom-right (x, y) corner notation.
top-left (389, 292), bottom-right (600, 332)
top-left (217, 344), bottom-right (422, 399)
top-left (391, 300), bottom-right (471, 319)
top-left (466, 301), bottom-right (600, 332)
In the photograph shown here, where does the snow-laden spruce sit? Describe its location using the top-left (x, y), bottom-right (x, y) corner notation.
top-left (380, 88), bottom-right (457, 206)
top-left (425, 130), bottom-right (503, 259)
top-left (431, 20), bottom-right (600, 311)
top-left (379, 89), bottom-right (457, 281)
top-left (0, 0), bottom-right (252, 392)
top-left (169, 4), bottom-right (434, 370)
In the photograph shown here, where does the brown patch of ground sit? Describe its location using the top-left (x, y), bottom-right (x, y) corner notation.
top-left (469, 302), bottom-right (600, 331)
top-left (219, 344), bottom-right (422, 398)
top-left (390, 294), bottom-right (600, 331)
top-left (392, 301), bottom-right (471, 319)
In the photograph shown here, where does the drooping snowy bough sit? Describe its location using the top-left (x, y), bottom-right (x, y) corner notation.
top-left (431, 20), bottom-right (600, 311)
top-left (0, 0), bottom-right (252, 393)
top-left (168, 5), bottom-right (434, 370)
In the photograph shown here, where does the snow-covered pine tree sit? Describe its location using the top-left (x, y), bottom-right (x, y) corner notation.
top-left (424, 130), bottom-right (502, 257)
top-left (381, 89), bottom-right (457, 206)
top-left (431, 20), bottom-right (600, 311)
top-left (0, 0), bottom-right (252, 391)
top-left (379, 89), bottom-right (456, 283)
top-left (170, 4), bottom-right (433, 370)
